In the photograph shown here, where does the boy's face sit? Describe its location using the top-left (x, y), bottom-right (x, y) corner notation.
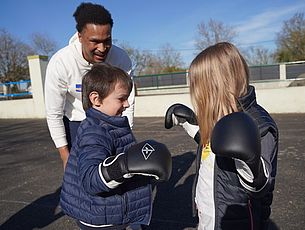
top-left (94, 82), bottom-right (130, 116)
top-left (79, 23), bottom-right (112, 64)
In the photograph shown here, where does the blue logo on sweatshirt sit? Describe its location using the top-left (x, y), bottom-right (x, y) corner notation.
top-left (76, 84), bottom-right (82, 92)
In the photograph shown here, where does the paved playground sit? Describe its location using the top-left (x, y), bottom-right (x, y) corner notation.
top-left (0, 114), bottom-right (304, 230)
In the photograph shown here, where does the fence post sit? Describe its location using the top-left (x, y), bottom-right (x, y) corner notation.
top-left (186, 71), bottom-right (189, 86)
top-left (279, 63), bottom-right (286, 80)
top-left (27, 55), bottom-right (48, 117)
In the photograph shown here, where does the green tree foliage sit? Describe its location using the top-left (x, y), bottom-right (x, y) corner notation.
top-left (275, 12), bottom-right (305, 62)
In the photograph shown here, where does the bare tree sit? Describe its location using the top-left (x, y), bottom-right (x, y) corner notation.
top-left (30, 32), bottom-right (58, 58)
top-left (0, 29), bottom-right (34, 83)
top-left (275, 12), bottom-right (305, 62)
top-left (119, 42), bottom-right (152, 75)
top-left (142, 54), bottom-right (163, 75)
top-left (157, 43), bottom-right (185, 73)
top-left (119, 42), bottom-right (185, 75)
top-left (195, 19), bottom-right (237, 51)
top-left (243, 46), bottom-right (275, 65)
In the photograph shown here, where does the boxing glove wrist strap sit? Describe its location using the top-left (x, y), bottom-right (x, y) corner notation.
top-left (235, 157), bottom-right (269, 192)
top-left (99, 163), bottom-right (123, 189)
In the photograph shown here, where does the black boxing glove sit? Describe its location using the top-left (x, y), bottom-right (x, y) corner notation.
top-left (211, 112), bottom-right (268, 192)
top-left (165, 103), bottom-right (200, 144)
top-left (100, 140), bottom-right (172, 188)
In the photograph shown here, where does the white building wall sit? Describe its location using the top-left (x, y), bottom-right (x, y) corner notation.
top-left (134, 86), bottom-right (305, 117)
top-left (0, 55), bottom-right (48, 119)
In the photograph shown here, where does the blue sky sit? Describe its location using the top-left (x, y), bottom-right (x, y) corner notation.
top-left (1, 0), bottom-right (305, 66)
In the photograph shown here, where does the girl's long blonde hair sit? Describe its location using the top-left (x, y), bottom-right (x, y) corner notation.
top-left (189, 42), bottom-right (249, 146)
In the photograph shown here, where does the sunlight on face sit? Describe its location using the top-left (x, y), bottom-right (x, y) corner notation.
top-left (79, 24), bottom-right (112, 64)
top-left (96, 82), bottom-right (130, 116)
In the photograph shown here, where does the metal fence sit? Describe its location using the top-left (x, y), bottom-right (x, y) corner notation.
top-left (286, 62), bottom-right (305, 79)
top-left (1, 62), bottom-right (305, 100)
top-left (0, 80), bottom-right (32, 100)
top-left (134, 61), bottom-right (305, 89)
top-left (249, 64), bottom-right (279, 81)
top-left (134, 72), bottom-right (187, 89)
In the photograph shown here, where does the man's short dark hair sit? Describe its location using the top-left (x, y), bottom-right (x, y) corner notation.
top-left (73, 2), bottom-right (114, 32)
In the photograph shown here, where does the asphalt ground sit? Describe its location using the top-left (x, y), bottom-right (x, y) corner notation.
top-left (0, 114), bottom-right (304, 230)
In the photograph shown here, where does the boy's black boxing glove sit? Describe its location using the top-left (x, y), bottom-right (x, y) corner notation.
top-left (165, 103), bottom-right (200, 144)
top-left (211, 112), bottom-right (268, 192)
top-left (101, 140), bottom-right (172, 189)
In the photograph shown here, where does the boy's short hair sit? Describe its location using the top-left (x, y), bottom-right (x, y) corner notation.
top-left (82, 63), bottom-right (132, 111)
top-left (73, 2), bottom-right (114, 32)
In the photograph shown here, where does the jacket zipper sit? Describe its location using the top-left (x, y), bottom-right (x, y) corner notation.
top-left (248, 199), bottom-right (254, 230)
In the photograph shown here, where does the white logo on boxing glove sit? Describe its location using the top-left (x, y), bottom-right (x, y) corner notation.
top-left (141, 143), bottom-right (155, 160)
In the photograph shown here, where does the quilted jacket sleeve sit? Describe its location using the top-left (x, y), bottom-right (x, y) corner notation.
top-left (77, 123), bottom-right (114, 195)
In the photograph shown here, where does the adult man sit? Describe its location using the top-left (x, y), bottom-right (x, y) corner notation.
top-left (45, 2), bottom-right (134, 169)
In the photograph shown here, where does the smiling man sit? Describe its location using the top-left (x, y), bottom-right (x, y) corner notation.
top-left (44, 2), bottom-right (134, 169)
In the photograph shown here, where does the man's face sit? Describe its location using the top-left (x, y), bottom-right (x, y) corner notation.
top-left (78, 23), bottom-right (112, 64)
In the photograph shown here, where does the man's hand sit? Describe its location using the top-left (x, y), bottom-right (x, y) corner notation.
top-left (58, 146), bottom-right (69, 170)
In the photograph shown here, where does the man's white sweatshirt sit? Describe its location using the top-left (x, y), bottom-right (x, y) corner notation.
top-left (44, 38), bottom-right (134, 148)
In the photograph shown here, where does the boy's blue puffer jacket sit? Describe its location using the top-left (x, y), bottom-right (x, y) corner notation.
top-left (60, 108), bottom-right (152, 226)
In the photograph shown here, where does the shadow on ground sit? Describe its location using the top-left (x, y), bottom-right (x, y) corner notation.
top-left (1, 187), bottom-right (64, 230)
top-left (147, 151), bottom-right (198, 230)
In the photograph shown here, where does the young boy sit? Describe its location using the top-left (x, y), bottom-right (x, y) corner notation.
top-left (60, 63), bottom-right (172, 230)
